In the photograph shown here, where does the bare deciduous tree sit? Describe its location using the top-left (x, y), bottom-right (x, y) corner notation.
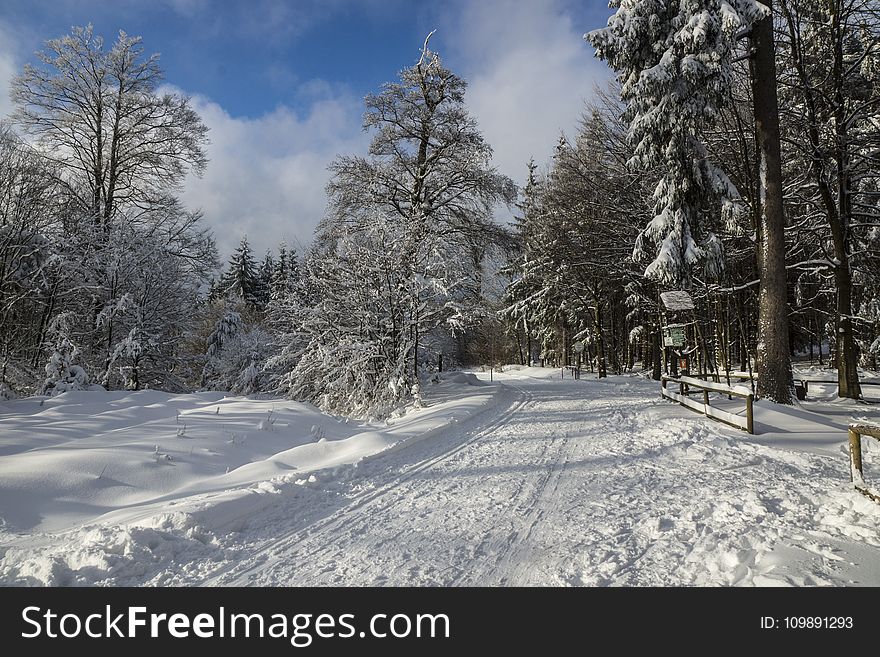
top-left (11, 24), bottom-right (208, 231)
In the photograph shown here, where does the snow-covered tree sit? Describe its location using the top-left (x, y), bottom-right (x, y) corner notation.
top-left (283, 225), bottom-right (419, 418)
top-left (75, 199), bottom-right (216, 391)
top-left (269, 243), bottom-right (303, 303)
top-left (201, 307), bottom-right (271, 393)
top-left (587, 1), bottom-right (795, 403)
top-left (0, 125), bottom-right (59, 389)
top-left (41, 315), bottom-right (90, 395)
top-left (218, 236), bottom-right (261, 307)
top-left (278, 37), bottom-right (514, 417)
top-left (5, 26), bottom-right (215, 395)
top-left (257, 250), bottom-right (275, 306)
top-left (11, 25), bottom-right (208, 228)
top-left (205, 309), bottom-right (242, 361)
top-left (586, 1), bottom-right (767, 286)
top-left (503, 101), bottom-right (659, 377)
top-left (775, 0), bottom-right (880, 398)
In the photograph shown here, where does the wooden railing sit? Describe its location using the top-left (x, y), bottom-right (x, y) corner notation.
top-left (661, 375), bottom-right (755, 434)
top-left (848, 421), bottom-right (880, 503)
top-left (801, 380), bottom-right (880, 390)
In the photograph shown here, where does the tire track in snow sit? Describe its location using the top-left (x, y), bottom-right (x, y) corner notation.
top-left (192, 373), bottom-right (880, 587)
top-left (455, 429), bottom-right (572, 586)
top-left (201, 386), bottom-right (534, 586)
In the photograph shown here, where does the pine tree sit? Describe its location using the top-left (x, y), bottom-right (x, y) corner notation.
top-left (257, 250), bottom-right (275, 306)
top-left (586, 1), bottom-right (766, 286)
top-left (502, 160), bottom-right (545, 366)
top-left (270, 245), bottom-right (290, 302)
top-left (41, 316), bottom-right (90, 395)
top-left (201, 308), bottom-right (242, 388)
top-left (218, 236), bottom-right (260, 306)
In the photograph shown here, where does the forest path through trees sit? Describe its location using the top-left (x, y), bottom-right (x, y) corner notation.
top-left (201, 370), bottom-right (880, 587)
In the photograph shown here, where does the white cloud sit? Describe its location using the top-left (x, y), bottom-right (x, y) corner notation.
top-left (0, 2), bottom-right (614, 260)
top-left (0, 22), bottom-right (21, 121)
top-left (180, 88), bottom-right (369, 260)
top-left (441, 0), bottom-right (611, 186)
top-left (0, 54), bottom-right (15, 121)
top-left (0, 16), bottom-right (365, 262)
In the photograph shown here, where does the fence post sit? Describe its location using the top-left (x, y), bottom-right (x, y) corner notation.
top-left (746, 395), bottom-right (754, 435)
top-left (703, 389), bottom-right (710, 409)
top-left (849, 428), bottom-right (863, 482)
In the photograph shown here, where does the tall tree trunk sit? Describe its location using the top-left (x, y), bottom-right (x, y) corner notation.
top-left (593, 306), bottom-right (607, 379)
top-left (830, 2), bottom-right (861, 399)
top-left (834, 265), bottom-right (860, 398)
top-left (525, 319), bottom-right (532, 366)
top-left (515, 328), bottom-right (525, 366)
top-left (751, 0), bottom-right (792, 404)
top-left (561, 321), bottom-right (569, 368)
top-left (651, 326), bottom-right (662, 381)
top-left (780, 0), bottom-right (860, 398)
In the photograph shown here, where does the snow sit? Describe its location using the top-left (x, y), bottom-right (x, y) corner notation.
top-left (1, 383), bottom-right (502, 533)
top-left (2, 368), bottom-right (879, 586)
top-left (660, 290), bottom-right (695, 311)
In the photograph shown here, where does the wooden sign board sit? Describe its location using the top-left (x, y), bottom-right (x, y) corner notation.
top-left (660, 290), bottom-right (695, 312)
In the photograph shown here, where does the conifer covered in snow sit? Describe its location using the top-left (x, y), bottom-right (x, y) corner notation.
top-left (201, 307), bottom-right (270, 393)
top-left (586, 1), bottom-right (767, 286)
top-left (202, 308), bottom-right (243, 385)
top-left (218, 236), bottom-right (261, 307)
top-left (41, 317), bottom-right (90, 396)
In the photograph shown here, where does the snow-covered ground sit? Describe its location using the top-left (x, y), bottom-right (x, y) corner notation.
top-left (1, 367), bottom-right (879, 586)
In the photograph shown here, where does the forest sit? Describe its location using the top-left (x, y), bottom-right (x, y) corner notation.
top-left (1, 1), bottom-right (878, 420)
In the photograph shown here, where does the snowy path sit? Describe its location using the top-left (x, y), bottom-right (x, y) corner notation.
top-left (199, 371), bottom-right (880, 587)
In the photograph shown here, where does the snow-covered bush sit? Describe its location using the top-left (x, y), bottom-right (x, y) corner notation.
top-left (202, 309), bottom-right (272, 394)
top-left (42, 338), bottom-right (89, 396)
top-left (287, 337), bottom-right (409, 420)
top-left (0, 382), bottom-right (15, 400)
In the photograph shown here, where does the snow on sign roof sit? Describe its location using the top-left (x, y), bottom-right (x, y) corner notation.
top-left (660, 290), bottom-right (695, 311)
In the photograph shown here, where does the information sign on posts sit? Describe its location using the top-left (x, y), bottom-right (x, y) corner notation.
top-left (662, 326), bottom-right (685, 347)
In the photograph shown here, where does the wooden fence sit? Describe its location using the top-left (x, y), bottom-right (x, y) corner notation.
top-left (661, 375), bottom-right (755, 434)
top-left (848, 421), bottom-right (880, 503)
top-left (705, 371), bottom-right (880, 391)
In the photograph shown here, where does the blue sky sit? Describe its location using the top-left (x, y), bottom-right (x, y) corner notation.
top-left (0, 0), bottom-right (613, 258)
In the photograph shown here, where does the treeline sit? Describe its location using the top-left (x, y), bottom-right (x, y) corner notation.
top-left (4, 4), bottom-right (878, 416)
top-left (502, 0), bottom-right (880, 401)
top-left (0, 27), bottom-right (514, 419)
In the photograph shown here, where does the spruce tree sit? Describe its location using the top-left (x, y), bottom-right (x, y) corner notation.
top-left (219, 236), bottom-right (260, 306)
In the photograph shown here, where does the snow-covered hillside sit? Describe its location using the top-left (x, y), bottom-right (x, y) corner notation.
top-left (1, 367), bottom-right (879, 587)
top-left (0, 373), bottom-right (502, 584)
